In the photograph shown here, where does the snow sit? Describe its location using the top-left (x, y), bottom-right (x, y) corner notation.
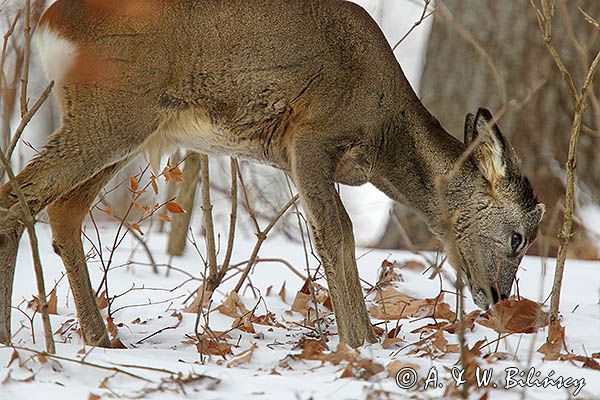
top-left (0, 222), bottom-right (599, 400)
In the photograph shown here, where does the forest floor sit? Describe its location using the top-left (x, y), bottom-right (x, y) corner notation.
top-left (0, 224), bottom-right (599, 400)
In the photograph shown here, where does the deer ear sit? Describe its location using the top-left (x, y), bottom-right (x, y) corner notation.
top-left (464, 108), bottom-right (520, 185)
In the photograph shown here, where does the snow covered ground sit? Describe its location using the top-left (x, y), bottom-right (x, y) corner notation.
top-left (0, 222), bottom-right (599, 400)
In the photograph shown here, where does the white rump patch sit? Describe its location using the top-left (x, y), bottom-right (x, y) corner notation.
top-left (36, 26), bottom-right (77, 83)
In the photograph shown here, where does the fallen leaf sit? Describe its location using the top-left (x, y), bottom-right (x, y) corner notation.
top-left (184, 285), bottom-right (212, 313)
top-left (196, 337), bottom-right (232, 356)
top-left (232, 315), bottom-right (255, 333)
top-left (110, 338), bottom-right (127, 349)
top-left (6, 350), bottom-right (19, 367)
top-left (369, 286), bottom-right (439, 320)
top-left (291, 279), bottom-right (331, 319)
top-left (106, 317), bottom-right (118, 338)
top-left (403, 260), bottom-right (426, 270)
top-left (382, 338), bottom-right (404, 349)
top-left (386, 360), bottom-right (420, 378)
top-left (278, 282), bottom-right (287, 303)
top-left (478, 298), bottom-right (549, 334)
top-left (217, 292), bottom-right (248, 318)
top-left (537, 321), bottom-right (565, 360)
top-left (96, 291), bottom-right (109, 310)
top-left (228, 344), bottom-right (257, 367)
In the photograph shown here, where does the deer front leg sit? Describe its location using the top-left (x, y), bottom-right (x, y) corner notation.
top-left (291, 138), bottom-right (376, 347)
top-left (47, 160), bottom-right (128, 347)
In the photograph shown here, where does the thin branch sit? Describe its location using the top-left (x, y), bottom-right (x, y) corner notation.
top-left (392, 0), bottom-right (434, 51)
top-left (232, 184), bottom-right (299, 293)
top-left (19, 0), bottom-right (31, 116)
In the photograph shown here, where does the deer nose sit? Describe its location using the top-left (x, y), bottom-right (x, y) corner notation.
top-left (489, 287), bottom-right (508, 303)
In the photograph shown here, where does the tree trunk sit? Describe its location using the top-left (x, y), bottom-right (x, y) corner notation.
top-left (167, 152), bottom-right (202, 256)
top-left (378, 0), bottom-right (600, 259)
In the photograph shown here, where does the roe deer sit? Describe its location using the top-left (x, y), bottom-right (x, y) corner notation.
top-left (0, 0), bottom-right (544, 348)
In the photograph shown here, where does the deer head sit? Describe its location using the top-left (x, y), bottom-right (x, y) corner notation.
top-left (447, 108), bottom-right (545, 309)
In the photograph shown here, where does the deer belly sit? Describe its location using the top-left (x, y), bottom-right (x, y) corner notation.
top-left (141, 108), bottom-right (262, 172)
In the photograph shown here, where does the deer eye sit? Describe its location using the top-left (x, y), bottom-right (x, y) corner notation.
top-left (511, 232), bottom-right (523, 253)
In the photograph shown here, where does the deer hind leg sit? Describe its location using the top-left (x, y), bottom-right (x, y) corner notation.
top-left (0, 86), bottom-right (157, 345)
top-left (290, 136), bottom-right (376, 348)
top-left (47, 159), bottom-right (129, 347)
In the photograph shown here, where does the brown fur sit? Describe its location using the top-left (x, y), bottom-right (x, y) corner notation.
top-left (0, 0), bottom-right (542, 348)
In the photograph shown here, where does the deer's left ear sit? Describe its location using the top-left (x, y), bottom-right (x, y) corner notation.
top-left (464, 108), bottom-right (520, 185)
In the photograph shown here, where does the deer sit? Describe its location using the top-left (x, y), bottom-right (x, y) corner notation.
top-left (0, 0), bottom-right (544, 349)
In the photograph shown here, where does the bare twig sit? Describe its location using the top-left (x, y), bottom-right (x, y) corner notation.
top-left (232, 174), bottom-right (299, 293)
top-left (531, 0), bottom-right (600, 338)
top-left (200, 154), bottom-right (219, 292)
top-left (220, 158), bottom-right (238, 272)
top-left (19, 0), bottom-right (31, 116)
top-left (392, 0), bottom-right (434, 51)
top-left (0, 151), bottom-right (55, 353)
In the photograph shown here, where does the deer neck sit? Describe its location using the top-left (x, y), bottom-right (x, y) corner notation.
top-left (370, 106), bottom-right (478, 237)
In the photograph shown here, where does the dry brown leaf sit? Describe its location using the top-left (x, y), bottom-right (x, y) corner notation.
top-left (128, 223), bottom-right (144, 236)
top-left (477, 298), bottom-right (549, 334)
top-left (217, 292), bottom-right (248, 318)
top-left (433, 301), bottom-right (456, 321)
top-left (96, 291), bottom-right (109, 310)
top-left (386, 360), bottom-right (420, 378)
top-left (291, 279), bottom-right (331, 318)
top-left (228, 344), bottom-right (257, 367)
top-left (110, 338), bottom-right (127, 349)
top-left (297, 338), bottom-right (327, 359)
top-left (130, 176), bottom-right (139, 192)
top-left (403, 260), bottom-right (426, 270)
top-left (88, 394), bottom-right (101, 400)
top-left (382, 337), bottom-right (404, 349)
top-left (150, 175), bottom-right (159, 195)
top-left (106, 317), bottom-right (118, 338)
top-left (196, 337), bottom-right (232, 356)
top-left (446, 344), bottom-right (460, 353)
top-left (47, 288), bottom-right (58, 315)
top-left (278, 282), bottom-right (287, 303)
top-left (166, 201), bottom-right (185, 214)
top-left (252, 312), bottom-right (284, 328)
top-left (341, 359), bottom-right (385, 380)
top-left (162, 164), bottom-right (184, 183)
top-left (157, 212), bottom-right (172, 222)
top-left (7, 350), bottom-right (19, 367)
top-left (232, 315), bottom-right (255, 333)
top-left (377, 260), bottom-right (403, 286)
top-left (431, 330), bottom-right (448, 352)
top-left (537, 321), bottom-right (565, 360)
top-left (97, 205), bottom-right (113, 217)
top-left (184, 285), bottom-right (212, 313)
top-left (369, 286), bottom-right (440, 320)
top-left (444, 310), bottom-right (480, 334)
